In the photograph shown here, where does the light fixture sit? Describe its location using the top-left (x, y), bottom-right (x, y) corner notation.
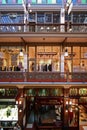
top-left (41, 26), bottom-right (44, 30)
top-left (19, 49), bottom-right (23, 56)
top-left (64, 48), bottom-right (68, 56)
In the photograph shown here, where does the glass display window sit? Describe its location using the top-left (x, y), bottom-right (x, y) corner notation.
top-left (72, 47), bottom-right (80, 72)
top-left (26, 89), bottom-right (36, 96)
top-left (29, 13), bottom-right (35, 22)
top-left (36, 46), bottom-right (60, 72)
top-left (79, 88), bottom-right (87, 96)
top-left (64, 99), bottom-right (79, 127)
top-left (79, 105), bottom-right (87, 126)
top-left (0, 104), bottom-right (18, 121)
top-left (0, 46), bottom-right (24, 71)
top-left (73, 12), bottom-right (87, 23)
top-left (29, 47), bottom-right (35, 59)
top-left (53, 13), bottom-right (60, 23)
top-left (51, 88), bottom-right (63, 96)
top-left (37, 13), bottom-right (44, 23)
top-left (45, 13), bottom-right (52, 23)
top-left (38, 88), bottom-right (49, 96)
top-left (37, 105), bottom-right (62, 125)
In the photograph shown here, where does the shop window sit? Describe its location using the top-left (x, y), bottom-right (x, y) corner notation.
top-left (0, 46), bottom-right (24, 71)
top-left (38, 88), bottom-right (49, 96)
top-left (73, 47), bottom-right (80, 72)
top-left (51, 88), bottom-right (63, 96)
top-left (28, 47), bottom-right (35, 72)
top-left (64, 99), bottom-right (78, 127)
top-left (37, 13), bottom-right (44, 23)
top-left (29, 47), bottom-right (35, 59)
top-left (53, 13), bottom-right (60, 23)
top-left (37, 46), bottom-right (60, 72)
top-left (45, 13), bottom-right (52, 23)
top-left (0, 104), bottom-right (18, 121)
top-left (29, 13), bottom-right (35, 22)
top-left (79, 105), bottom-right (87, 125)
top-left (81, 47), bottom-right (87, 58)
top-left (26, 89), bottom-right (36, 96)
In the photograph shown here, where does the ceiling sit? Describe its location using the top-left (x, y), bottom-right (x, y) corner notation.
top-left (0, 32), bottom-right (87, 45)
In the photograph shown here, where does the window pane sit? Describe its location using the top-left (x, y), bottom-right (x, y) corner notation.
top-left (73, 47), bottom-right (80, 59)
top-left (8, 0), bottom-right (12, 3)
top-left (81, 0), bottom-right (86, 4)
top-left (53, 13), bottom-right (60, 23)
top-left (32, 0), bottom-right (36, 4)
top-left (29, 47), bottom-right (35, 58)
top-left (37, 0), bottom-right (41, 3)
top-left (56, 0), bottom-right (62, 4)
top-left (42, 0), bottom-right (47, 4)
top-left (47, 0), bottom-right (52, 4)
top-left (73, 47), bottom-right (80, 72)
top-left (37, 46), bottom-right (60, 72)
top-left (52, 0), bottom-right (56, 3)
top-left (45, 13), bottom-right (52, 23)
top-left (2, 0), bottom-right (6, 4)
top-left (18, 0), bottom-right (22, 4)
top-left (37, 13), bottom-right (44, 23)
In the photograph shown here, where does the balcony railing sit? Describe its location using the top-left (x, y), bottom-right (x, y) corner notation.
top-left (0, 72), bottom-right (87, 83)
top-left (0, 23), bottom-right (87, 33)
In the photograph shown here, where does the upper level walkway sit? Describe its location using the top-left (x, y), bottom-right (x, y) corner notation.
top-left (0, 23), bottom-right (87, 44)
top-left (0, 72), bottom-right (87, 86)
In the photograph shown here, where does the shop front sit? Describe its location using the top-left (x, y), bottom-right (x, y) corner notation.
top-left (24, 87), bottom-right (80, 130)
top-left (0, 87), bottom-right (18, 129)
top-left (0, 45), bottom-right (87, 74)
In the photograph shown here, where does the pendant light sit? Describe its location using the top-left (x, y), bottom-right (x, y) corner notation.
top-left (19, 49), bottom-right (23, 56)
top-left (64, 48), bottom-right (68, 56)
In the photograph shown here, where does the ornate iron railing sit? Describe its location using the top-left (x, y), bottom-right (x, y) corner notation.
top-left (0, 72), bottom-right (87, 83)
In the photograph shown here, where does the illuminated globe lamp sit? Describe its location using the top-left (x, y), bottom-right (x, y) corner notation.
top-left (64, 48), bottom-right (68, 56)
top-left (19, 49), bottom-right (23, 56)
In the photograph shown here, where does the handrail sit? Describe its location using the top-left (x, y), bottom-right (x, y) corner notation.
top-left (0, 23), bottom-right (87, 33)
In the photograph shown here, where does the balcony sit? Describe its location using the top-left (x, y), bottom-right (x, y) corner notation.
top-left (0, 23), bottom-right (87, 33)
top-left (0, 72), bottom-right (87, 84)
top-left (0, 23), bottom-right (87, 44)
